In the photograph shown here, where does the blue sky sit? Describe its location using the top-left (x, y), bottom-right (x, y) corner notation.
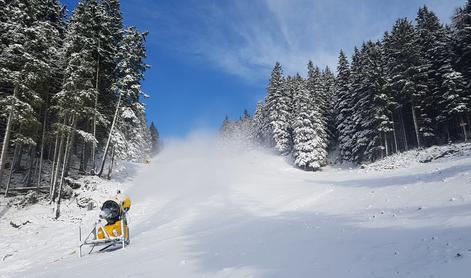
top-left (61, 0), bottom-right (464, 138)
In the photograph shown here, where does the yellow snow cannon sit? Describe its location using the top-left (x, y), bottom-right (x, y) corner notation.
top-left (78, 192), bottom-right (131, 257)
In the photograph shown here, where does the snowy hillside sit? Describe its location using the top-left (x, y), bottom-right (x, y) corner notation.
top-left (2, 137), bottom-right (471, 277)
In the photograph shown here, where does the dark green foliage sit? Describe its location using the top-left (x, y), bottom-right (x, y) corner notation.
top-left (0, 0), bottom-right (154, 191)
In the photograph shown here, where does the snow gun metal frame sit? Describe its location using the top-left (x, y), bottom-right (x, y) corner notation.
top-left (78, 196), bottom-right (131, 257)
top-left (78, 213), bottom-right (128, 257)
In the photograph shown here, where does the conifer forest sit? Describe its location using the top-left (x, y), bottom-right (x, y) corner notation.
top-left (222, 2), bottom-right (471, 171)
top-left (0, 0), bottom-right (159, 216)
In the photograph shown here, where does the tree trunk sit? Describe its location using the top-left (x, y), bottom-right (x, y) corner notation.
top-left (49, 133), bottom-right (59, 197)
top-left (50, 119), bottom-right (67, 203)
top-left (79, 121), bottom-right (90, 174)
top-left (79, 139), bottom-right (85, 173)
top-left (466, 114), bottom-right (471, 138)
top-left (55, 114), bottom-right (76, 219)
top-left (14, 144), bottom-right (23, 170)
top-left (92, 39), bottom-right (101, 171)
top-left (411, 103), bottom-right (421, 149)
top-left (47, 138), bottom-right (53, 161)
top-left (0, 105), bottom-right (15, 188)
top-left (391, 113), bottom-right (398, 153)
top-left (107, 144), bottom-right (115, 180)
top-left (98, 92), bottom-right (121, 177)
top-left (22, 145), bottom-right (34, 186)
top-left (4, 144), bottom-right (20, 197)
top-left (459, 115), bottom-right (468, 142)
top-left (64, 124), bottom-right (78, 177)
top-left (37, 109), bottom-right (47, 190)
top-left (398, 107), bottom-right (408, 151)
top-left (445, 125), bottom-right (451, 143)
top-left (384, 132), bottom-right (389, 157)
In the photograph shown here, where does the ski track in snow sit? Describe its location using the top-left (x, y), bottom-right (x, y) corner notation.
top-left (2, 137), bottom-right (471, 277)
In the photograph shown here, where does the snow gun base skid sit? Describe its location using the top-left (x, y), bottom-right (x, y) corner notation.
top-left (78, 216), bottom-right (129, 257)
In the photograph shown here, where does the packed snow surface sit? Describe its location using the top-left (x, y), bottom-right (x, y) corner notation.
top-left (2, 135), bottom-right (471, 277)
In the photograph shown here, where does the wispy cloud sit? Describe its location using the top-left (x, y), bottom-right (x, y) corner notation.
top-left (179, 0), bottom-right (344, 81)
top-left (137, 0), bottom-right (465, 82)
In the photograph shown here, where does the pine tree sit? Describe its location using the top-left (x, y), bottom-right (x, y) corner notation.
top-left (219, 112), bottom-right (253, 147)
top-left (292, 75), bottom-right (327, 170)
top-left (252, 101), bottom-right (270, 145)
top-left (265, 62), bottom-right (293, 154)
top-left (334, 50), bottom-right (354, 162)
top-left (384, 18), bottom-right (429, 149)
top-left (417, 6), bottom-right (468, 142)
top-left (452, 0), bottom-right (471, 90)
top-left (149, 122), bottom-right (160, 155)
top-left (307, 62), bottom-right (324, 114)
top-left (0, 1), bottom-right (37, 187)
top-left (95, 0), bottom-right (124, 111)
top-left (351, 41), bottom-right (392, 162)
top-left (89, 0), bottom-right (124, 168)
top-left (349, 46), bottom-right (366, 162)
top-left (237, 109), bottom-right (254, 147)
top-left (31, 0), bottom-right (66, 187)
top-left (321, 66), bottom-right (337, 149)
top-left (108, 28), bottom-right (151, 164)
top-left (0, 0), bottom-right (156, 201)
top-left (0, 0), bottom-right (65, 188)
top-left (306, 62), bottom-right (329, 154)
top-left (50, 0), bottom-right (99, 205)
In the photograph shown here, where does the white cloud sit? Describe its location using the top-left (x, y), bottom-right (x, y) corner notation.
top-left (149, 0), bottom-right (465, 82)
top-left (178, 0), bottom-right (341, 82)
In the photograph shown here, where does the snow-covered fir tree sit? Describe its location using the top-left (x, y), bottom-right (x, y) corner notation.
top-left (335, 50), bottom-right (355, 162)
top-left (321, 66), bottom-right (337, 150)
top-left (292, 75), bottom-right (327, 170)
top-left (306, 62), bottom-right (329, 154)
top-left (383, 18), bottom-right (430, 150)
top-left (251, 101), bottom-right (270, 145)
top-left (149, 122), bottom-right (160, 155)
top-left (351, 41), bottom-right (392, 162)
top-left (452, 0), bottom-right (471, 91)
top-left (0, 0), bottom-right (65, 187)
top-left (417, 6), bottom-right (469, 142)
top-left (219, 111), bottom-right (254, 148)
top-left (110, 27), bottom-right (151, 163)
top-left (265, 62), bottom-right (293, 154)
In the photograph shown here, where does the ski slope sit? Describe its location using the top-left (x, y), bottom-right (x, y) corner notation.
top-left (2, 135), bottom-right (471, 277)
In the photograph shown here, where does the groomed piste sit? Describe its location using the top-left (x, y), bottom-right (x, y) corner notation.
top-left (1, 137), bottom-right (471, 278)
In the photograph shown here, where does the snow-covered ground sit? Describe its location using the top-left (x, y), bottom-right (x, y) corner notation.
top-left (2, 136), bottom-right (471, 277)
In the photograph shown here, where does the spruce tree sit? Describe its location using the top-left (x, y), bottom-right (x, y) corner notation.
top-left (334, 50), bottom-right (354, 162)
top-left (0, 0), bottom-right (65, 188)
top-left (50, 0), bottom-right (99, 202)
top-left (252, 101), bottom-right (270, 145)
top-left (0, 1), bottom-right (37, 186)
top-left (321, 66), bottom-right (337, 149)
top-left (109, 28), bottom-right (151, 164)
top-left (292, 75), bottom-right (327, 170)
top-left (95, 0), bottom-right (124, 112)
top-left (417, 6), bottom-right (468, 142)
top-left (351, 41), bottom-right (392, 162)
top-left (452, 0), bottom-right (471, 90)
top-left (349, 46), bottom-right (365, 162)
top-left (307, 62), bottom-right (324, 115)
top-left (306, 62), bottom-right (329, 154)
top-left (265, 62), bottom-right (293, 154)
top-left (383, 18), bottom-right (429, 149)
